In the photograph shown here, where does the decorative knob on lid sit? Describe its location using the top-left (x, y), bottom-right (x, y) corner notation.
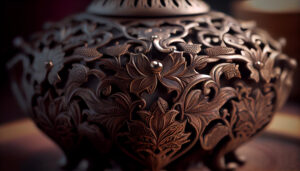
top-left (87, 0), bottom-right (210, 16)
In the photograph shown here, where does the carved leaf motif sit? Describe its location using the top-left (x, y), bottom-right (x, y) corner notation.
top-left (190, 55), bottom-right (208, 70)
top-left (185, 87), bottom-right (236, 125)
top-left (205, 46), bottom-right (235, 57)
top-left (64, 62), bottom-right (131, 136)
top-left (183, 85), bottom-right (236, 150)
top-left (131, 77), bottom-right (157, 95)
top-left (89, 92), bottom-right (132, 136)
top-left (178, 43), bottom-right (202, 54)
top-left (126, 98), bottom-right (190, 170)
top-left (33, 91), bottom-right (80, 149)
top-left (73, 47), bottom-right (103, 62)
top-left (260, 55), bottom-right (275, 83)
top-left (185, 63), bottom-right (240, 150)
top-left (34, 92), bottom-right (63, 132)
top-left (65, 64), bottom-right (106, 97)
top-left (233, 83), bottom-right (275, 138)
top-left (67, 64), bottom-right (89, 85)
top-left (67, 100), bottom-right (82, 127)
top-left (67, 87), bottom-right (131, 136)
top-left (104, 44), bottom-right (130, 57)
top-left (210, 63), bottom-right (241, 85)
top-left (246, 61), bottom-right (260, 83)
top-left (159, 52), bottom-right (187, 93)
top-left (126, 53), bottom-right (156, 94)
top-left (223, 64), bottom-right (241, 80)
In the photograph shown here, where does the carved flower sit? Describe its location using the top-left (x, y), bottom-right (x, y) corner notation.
top-left (126, 52), bottom-right (187, 95)
top-left (32, 46), bottom-right (65, 84)
top-left (241, 45), bottom-right (277, 83)
top-left (222, 34), bottom-right (277, 83)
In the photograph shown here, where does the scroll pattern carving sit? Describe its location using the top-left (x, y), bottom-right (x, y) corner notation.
top-left (8, 11), bottom-right (296, 171)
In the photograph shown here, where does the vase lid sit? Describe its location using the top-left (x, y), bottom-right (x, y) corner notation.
top-left (87, 0), bottom-right (210, 17)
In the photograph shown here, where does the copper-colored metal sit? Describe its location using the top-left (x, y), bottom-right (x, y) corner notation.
top-left (7, 0), bottom-right (297, 171)
top-left (87, 0), bottom-right (210, 16)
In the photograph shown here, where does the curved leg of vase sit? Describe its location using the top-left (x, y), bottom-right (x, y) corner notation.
top-left (60, 151), bottom-right (82, 170)
top-left (87, 157), bottom-right (110, 171)
top-left (209, 149), bottom-right (246, 171)
top-left (225, 150), bottom-right (246, 168)
top-left (205, 141), bottom-right (246, 171)
top-left (205, 151), bottom-right (227, 171)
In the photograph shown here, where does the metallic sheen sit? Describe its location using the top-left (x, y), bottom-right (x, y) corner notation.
top-left (87, 0), bottom-right (210, 16)
top-left (8, 0), bottom-right (296, 171)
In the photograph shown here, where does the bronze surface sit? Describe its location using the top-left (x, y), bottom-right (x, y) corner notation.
top-left (7, 0), bottom-right (297, 170)
top-left (87, 0), bottom-right (210, 16)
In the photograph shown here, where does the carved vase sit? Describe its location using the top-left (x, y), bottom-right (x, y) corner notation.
top-left (8, 0), bottom-right (297, 170)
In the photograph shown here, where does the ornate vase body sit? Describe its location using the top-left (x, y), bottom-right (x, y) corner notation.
top-left (8, 0), bottom-right (297, 170)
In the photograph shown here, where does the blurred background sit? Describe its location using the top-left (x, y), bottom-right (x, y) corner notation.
top-left (0, 0), bottom-right (299, 170)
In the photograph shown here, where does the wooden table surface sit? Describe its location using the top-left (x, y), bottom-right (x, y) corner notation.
top-left (0, 109), bottom-right (299, 171)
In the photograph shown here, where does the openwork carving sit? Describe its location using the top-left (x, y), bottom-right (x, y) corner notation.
top-left (87, 0), bottom-right (209, 16)
top-left (8, 4), bottom-right (296, 171)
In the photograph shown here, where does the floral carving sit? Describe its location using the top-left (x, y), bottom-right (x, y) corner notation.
top-left (33, 92), bottom-right (78, 150)
top-left (220, 32), bottom-right (281, 83)
top-left (240, 45), bottom-right (277, 83)
top-left (233, 82), bottom-right (275, 138)
top-left (73, 46), bottom-right (103, 62)
top-left (183, 87), bottom-right (236, 132)
top-left (125, 98), bottom-right (191, 170)
top-left (126, 52), bottom-right (190, 95)
top-left (8, 8), bottom-right (296, 171)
